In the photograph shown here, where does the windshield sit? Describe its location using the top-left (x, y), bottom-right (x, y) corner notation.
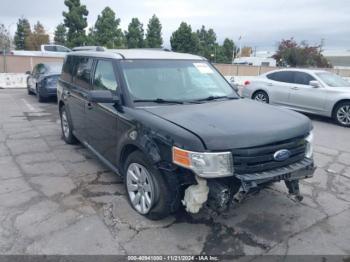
top-left (120, 60), bottom-right (238, 102)
top-left (46, 63), bottom-right (63, 74)
top-left (316, 72), bottom-right (350, 87)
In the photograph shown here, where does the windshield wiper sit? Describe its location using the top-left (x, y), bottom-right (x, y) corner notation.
top-left (133, 98), bottom-right (184, 104)
top-left (193, 95), bottom-right (238, 102)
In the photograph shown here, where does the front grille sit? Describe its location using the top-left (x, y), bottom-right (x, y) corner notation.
top-left (232, 136), bottom-right (307, 174)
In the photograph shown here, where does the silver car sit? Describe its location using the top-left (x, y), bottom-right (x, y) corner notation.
top-left (242, 69), bottom-right (350, 127)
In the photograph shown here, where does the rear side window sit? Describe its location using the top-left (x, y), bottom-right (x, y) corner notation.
top-left (56, 46), bottom-right (70, 52)
top-left (44, 46), bottom-right (56, 52)
top-left (267, 71), bottom-right (294, 84)
top-left (93, 60), bottom-right (118, 92)
top-left (294, 72), bottom-right (315, 85)
top-left (61, 56), bottom-right (74, 83)
top-left (74, 57), bottom-right (93, 90)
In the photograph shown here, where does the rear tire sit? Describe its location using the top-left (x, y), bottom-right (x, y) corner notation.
top-left (333, 101), bottom-right (350, 127)
top-left (252, 91), bottom-right (269, 104)
top-left (124, 151), bottom-right (181, 220)
top-left (36, 88), bottom-right (46, 103)
top-left (59, 105), bottom-right (78, 144)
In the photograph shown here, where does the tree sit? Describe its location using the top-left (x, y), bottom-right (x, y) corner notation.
top-left (14, 18), bottom-right (31, 50)
top-left (145, 15), bottom-right (163, 48)
top-left (54, 24), bottom-right (67, 46)
top-left (63, 0), bottom-right (89, 47)
top-left (125, 18), bottom-right (144, 48)
top-left (86, 26), bottom-right (95, 45)
top-left (25, 22), bottom-right (49, 50)
top-left (92, 7), bottom-right (124, 48)
top-left (0, 24), bottom-right (11, 51)
top-left (273, 38), bottom-right (331, 68)
top-left (196, 25), bottom-right (217, 59)
top-left (170, 22), bottom-right (199, 54)
top-left (221, 38), bottom-right (235, 63)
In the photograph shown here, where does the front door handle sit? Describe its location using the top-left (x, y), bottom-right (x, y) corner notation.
top-left (291, 87), bottom-right (299, 90)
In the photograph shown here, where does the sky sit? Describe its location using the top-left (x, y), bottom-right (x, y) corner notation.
top-left (1, 0), bottom-right (349, 52)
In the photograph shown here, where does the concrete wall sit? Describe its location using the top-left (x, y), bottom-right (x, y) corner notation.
top-left (2, 54), bottom-right (350, 77)
top-left (1, 54), bottom-right (350, 81)
top-left (0, 55), bottom-right (64, 73)
top-left (214, 63), bottom-right (350, 77)
top-left (0, 73), bottom-right (28, 88)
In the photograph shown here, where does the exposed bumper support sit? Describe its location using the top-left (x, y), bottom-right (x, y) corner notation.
top-left (235, 158), bottom-right (315, 192)
top-left (183, 158), bottom-right (315, 213)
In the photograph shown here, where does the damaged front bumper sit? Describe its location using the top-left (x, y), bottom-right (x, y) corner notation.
top-left (234, 158), bottom-right (316, 192)
top-left (181, 158), bottom-right (315, 213)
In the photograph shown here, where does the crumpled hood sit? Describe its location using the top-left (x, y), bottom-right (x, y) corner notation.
top-left (142, 99), bottom-right (312, 150)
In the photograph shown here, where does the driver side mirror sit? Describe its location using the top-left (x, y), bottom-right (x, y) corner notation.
top-left (309, 80), bottom-right (321, 88)
top-left (25, 71), bottom-right (31, 75)
top-left (87, 90), bottom-right (119, 104)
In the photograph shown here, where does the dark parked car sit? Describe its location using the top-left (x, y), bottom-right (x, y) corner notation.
top-left (58, 50), bottom-right (315, 220)
top-left (27, 62), bottom-right (63, 102)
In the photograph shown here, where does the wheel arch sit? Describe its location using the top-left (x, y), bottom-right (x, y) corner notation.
top-left (119, 144), bottom-right (141, 171)
top-left (252, 89), bottom-right (269, 99)
top-left (118, 139), bottom-right (162, 175)
top-left (332, 99), bottom-right (350, 117)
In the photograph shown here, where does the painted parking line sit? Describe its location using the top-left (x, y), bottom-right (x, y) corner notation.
top-left (21, 98), bottom-right (37, 112)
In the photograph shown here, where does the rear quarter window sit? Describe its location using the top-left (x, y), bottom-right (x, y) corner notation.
top-left (61, 56), bottom-right (74, 83)
top-left (267, 71), bottom-right (294, 84)
top-left (44, 46), bottom-right (56, 52)
top-left (74, 57), bottom-right (93, 90)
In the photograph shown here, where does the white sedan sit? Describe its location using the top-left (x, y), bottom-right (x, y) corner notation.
top-left (241, 69), bottom-right (350, 127)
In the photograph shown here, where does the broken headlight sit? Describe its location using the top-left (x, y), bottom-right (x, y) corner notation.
top-left (305, 131), bottom-right (314, 159)
top-left (172, 146), bottom-right (234, 178)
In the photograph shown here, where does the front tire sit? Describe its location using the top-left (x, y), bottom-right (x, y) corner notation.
top-left (60, 105), bottom-right (78, 144)
top-left (124, 151), bottom-right (180, 220)
top-left (252, 91), bottom-right (269, 103)
top-left (333, 102), bottom-right (350, 127)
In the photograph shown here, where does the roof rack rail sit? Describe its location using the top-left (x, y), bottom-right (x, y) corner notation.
top-left (72, 46), bottom-right (106, 52)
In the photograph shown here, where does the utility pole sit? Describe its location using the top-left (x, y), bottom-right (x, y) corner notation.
top-left (3, 22), bottom-right (15, 73)
top-left (238, 36), bottom-right (242, 58)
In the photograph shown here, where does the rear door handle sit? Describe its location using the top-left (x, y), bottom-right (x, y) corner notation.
top-left (87, 102), bottom-right (94, 110)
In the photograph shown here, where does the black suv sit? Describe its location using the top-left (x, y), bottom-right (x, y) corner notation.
top-left (58, 49), bottom-right (315, 220)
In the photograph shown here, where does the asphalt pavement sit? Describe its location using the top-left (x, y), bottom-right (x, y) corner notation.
top-left (0, 89), bottom-right (349, 258)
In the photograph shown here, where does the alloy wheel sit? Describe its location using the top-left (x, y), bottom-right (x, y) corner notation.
top-left (254, 93), bottom-right (268, 103)
top-left (126, 163), bottom-right (154, 214)
top-left (336, 105), bottom-right (350, 126)
top-left (61, 110), bottom-right (70, 139)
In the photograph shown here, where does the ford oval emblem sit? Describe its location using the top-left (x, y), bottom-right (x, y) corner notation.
top-left (273, 149), bottom-right (291, 161)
